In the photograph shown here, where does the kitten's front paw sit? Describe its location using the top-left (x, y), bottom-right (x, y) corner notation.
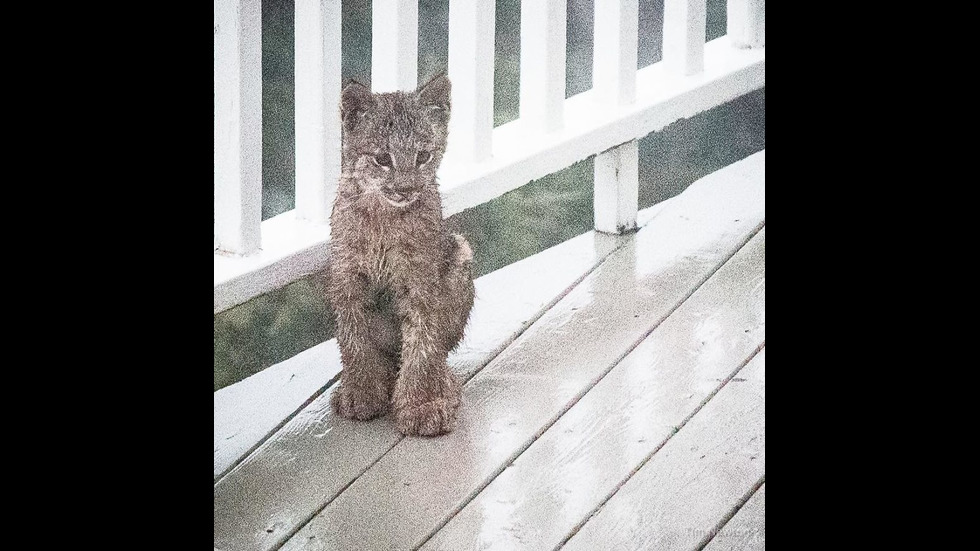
top-left (330, 384), bottom-right (389, 421)
top-left (395, 398), bottom-right (459, 437)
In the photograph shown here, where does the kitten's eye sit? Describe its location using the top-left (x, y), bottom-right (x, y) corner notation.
top-left (372, 152), bottom-right (392, 169)
top-left (416, 150), bottom-right (432, 167)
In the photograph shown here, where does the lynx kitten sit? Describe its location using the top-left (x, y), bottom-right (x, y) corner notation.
top-left (328, 75), bottom-right (475, 437)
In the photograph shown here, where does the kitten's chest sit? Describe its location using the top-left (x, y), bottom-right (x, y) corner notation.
top-left (332, 203), bottom-right (440, 284)
top-left (355, 233), bottom-right (416, 285)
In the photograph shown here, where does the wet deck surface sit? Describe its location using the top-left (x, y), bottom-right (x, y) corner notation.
top-left (214, 151), bottom-right (766, 551)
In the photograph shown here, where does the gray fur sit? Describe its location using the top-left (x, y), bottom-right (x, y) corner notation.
top-left (328, 75), bottom-right (475, 436)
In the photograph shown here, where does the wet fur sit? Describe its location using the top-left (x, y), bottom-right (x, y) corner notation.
top-left (328, 75), bottom-right (475, 436)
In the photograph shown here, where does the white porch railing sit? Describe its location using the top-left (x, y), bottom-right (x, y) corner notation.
top-left (213, 0), bottom-right (765, 314)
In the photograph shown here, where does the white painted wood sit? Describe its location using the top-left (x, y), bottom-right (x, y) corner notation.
top-left (212, 197), bottom-right (680, 485)
top-left (727, 0), bottom-right (765, 48)
top-left (214, 0), bottom-right (262, 255)
top-left (214, 210), bottom-right (331, 314)
top-left (213, 225), bottom-right (640, 551)
top-left (435, 36), bottom-right (763, 216)
top-left (592, 0), bottom-right (638, 105)
top-left (214, 340), bottom-right (342, 481)
top-left (274, 153), bottom-right (766, 551)
top-left (563, 348), bottom-right (765, 551)
top-left (422, 228), bottom-right (765, 551)
top-left (447, 0), bottom-right (495, 162)
top-left (371, 0), bottom-right (418, 92)
top-left (213, 223), bottom-right (637, 483)
top-left (295, 0), bottom-right (342, 224)
top-left (664, 0), bottom-right (707, 75)
top-left (214, 37), bottom-right (765, 313)
top-left (594, 140), bottom-right (638, 234)
top-left (520, 0), bottom-right (566, 133)
top-left (703, 484), bottom-right (766, 551)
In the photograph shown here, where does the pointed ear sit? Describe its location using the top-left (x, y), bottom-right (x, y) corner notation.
top-left (341, 80), bottom-right (373, 131)
top-left (417, 73), bottom-right (451, 117)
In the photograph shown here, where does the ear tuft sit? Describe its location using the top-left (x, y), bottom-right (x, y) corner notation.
top-left (417, 73), bottom-right (451, 115)
top-left (341, 80), bottom-right (373, 131)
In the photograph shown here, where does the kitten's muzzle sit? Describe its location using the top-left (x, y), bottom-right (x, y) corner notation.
top-left (382, 187), bottom-right (420, 208)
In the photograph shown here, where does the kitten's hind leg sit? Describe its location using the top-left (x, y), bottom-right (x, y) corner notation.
top-left (440, 234), bottom-right (476, 351)
top-left (364, 287), bottom-right (403, 360)
top-left (451, 233), bottom-right (474, 264)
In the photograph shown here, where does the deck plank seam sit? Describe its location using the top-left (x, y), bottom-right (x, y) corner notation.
top-left (269, 451), bottom-right (390, 551)
top-left (219, 207), bottom-right (660, 492)
top-left (694, 476), bottom-right (766, 551)
top-left (214, 373), bottom-right (342, 485)
top-left (265, 225), bottom-right (650, 551)
top-left (460, 231), bottom-right (631, 387)
top-left (554, 342), bottom-right (765, 551)
top-left (214, 194), bottom-right (685, 488)
top-left (412, 224), bottom-right (766, 551)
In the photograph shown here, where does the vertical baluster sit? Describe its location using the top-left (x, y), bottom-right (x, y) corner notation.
top-left (295, 0), bottom-right (342, 224)
top-left (214, 0), bottom-right (262, 255)
top-left (372, 0), bottom-right (418, 92)
top-left (593, 0), bottom-right (638, 234)
top-left (727, 0), bottom-right (765, 48)
top-left (663, 0), bottom-right (706, 76)
top-left (520, 0), bottom-right (566, 133)
top-left (594, 141), bottom-right (638, 234)
top-left (593, 0), bottom-right (638, 105)
top-left (448, 0), bottom-right (495, 162)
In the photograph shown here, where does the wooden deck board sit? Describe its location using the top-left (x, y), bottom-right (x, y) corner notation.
top-left (271, 152), bottom-right (764, 551)
top-left (214, 217), bottom-right (643, 550)
top-left (702, 484), bottom-right (766, 551)
top-left (214, 341), bottom-right (342, 481)
top-left (421, 228), bottom-right (765, 551)
top-left (213, 196), bottom-right (682, 484)
top-left (561, 348), bottom-right (765, 551)
top-left (213, 151), bottom-right (765, 551)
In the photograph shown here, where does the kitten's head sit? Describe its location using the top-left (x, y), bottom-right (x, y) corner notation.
top-left (340, 74), bottom-right (451, 209)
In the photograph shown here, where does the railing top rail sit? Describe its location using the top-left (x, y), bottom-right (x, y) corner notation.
top-left (213, 0), bottom-right (765, 314)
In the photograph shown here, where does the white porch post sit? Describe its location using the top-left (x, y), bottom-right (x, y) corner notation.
top-left (214, 0), bottom-right (262, 255)
top-left (592, 0), bottom-right (638, 106)
top-left (448, 0), bottom-right (495, 163)
top-left (594, 141), bottom-right (638, 235)
top-left (593, 0), bottom-right (639, 234)
top-left (372, 0), bottom-right (419, 92)
top-left (663, 0), bottom-right (707, 76)
top-left (520, 0), bottom-right (566, 133)
top-left (295, 0), bottom-right (343, 225)
top-left (727, 0), bottom-right (765, 48)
